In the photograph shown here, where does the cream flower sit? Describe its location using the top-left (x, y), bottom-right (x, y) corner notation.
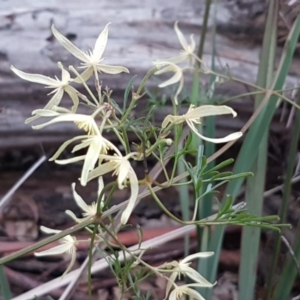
top-left (162, 104), bottom-right (243, 143)
top-left (11, 62), bottom-right (79, 123)
top-left (51, 24), bottom-right (129, 82)
top-left (87, 153), bottom-right (139, 224)
top-left (154, 61), bottom-right (184, 105)
top-left (65, 177), bottom-right (105, 222)
top-left (34, 226), bottom-right (78, 275)
top-left (159, 252), bottom-right (214, 298)
top-left (31, 109), bottom-right (121, 185)
top-left (168, 283), bottom-right (208, 300)
top-left (169, 21), bottom-right (196, 65)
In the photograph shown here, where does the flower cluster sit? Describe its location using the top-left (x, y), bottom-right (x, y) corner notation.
top-left (11, 24), bottom-right (139, 225)
top-left (12, 22), bottom-right (243, 295)
top-left (157, 252), bottom-right (215, 300)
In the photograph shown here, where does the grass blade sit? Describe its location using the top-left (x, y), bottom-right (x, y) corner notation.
top-left (238, 2), bottom-right (278, 299)
top-left (201, 6), bottom-right (300, 299)
top-left (0, 266), bottom-right (12, 300)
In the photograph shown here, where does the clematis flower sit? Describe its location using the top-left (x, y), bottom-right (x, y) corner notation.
top-left (11, 62), bottom-right (79, 123)
top-left (65, 177), bottom-right (105, 222)
top-left (154, 61), bottom-right (184, 105)
top-left (159, 252), bottom-right (214, 298)
top-left (31, 109), bottom-right (121, 185)
top-left (51, 23), bottom-right (129, 82)
top-left (168, 21), bottom-right (196, 65)
top-left (87, 153), bottom-right (139, 224)
top-left (162, 104), bottom-right (243, 143)
top-left (34, 226), bottom-right (78, 275)
top-left (168, 283), bottom-right (209, 300)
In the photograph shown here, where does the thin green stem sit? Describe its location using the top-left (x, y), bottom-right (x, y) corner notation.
top-left (88, 225), bottom-right (98, 300)
top-left (197, 0), bottom-right (212, 63)
top-left (136, 67), bottom-right (158, 95)
top-left (69, 66), bottom-right (99, 105)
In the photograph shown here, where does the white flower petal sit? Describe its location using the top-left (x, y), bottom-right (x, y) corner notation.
top-left (11, 66), bottom-right (58, 86)
top-left (40, 226), bottom-right (61, 234)
top-left (121, 170), bottom-right (139, 224)
top-left (73, 68), bottom-right (94, 83)
top-left (34, 243), bottom-right (73, 257)
top-left (186, 105), bottom-right (237, 119)
top-left (49, 136), bottom-right (86, 161)
top-left (87, 162), bottom-right (116, 181)
top-left (65, 86), bottom-right (79, 112)
top-left (158, 70), bottom-right (182, 88)
top-left (65, 209), bottom-right (83, 223)
top-left (174, 21), bottom-right (189, 51)
top-left (97, 65), bottom-right (129, 74)
top-left (43, 88), bottom-right (64, 109)
top-left (187, 120), bottom-right (242, 143)
top-left (80, 139), bottom-right (103, 186)
top-left (55, 155), bottom-right (86, 164)
top-left (97, 176), bottom-right (105, 201)
top-left (161, 115), bottom-right (182, 128)
top-left (117, 159), bottom-right (131, 189)
top-left (181, 252), bottom-right (214, 264)
top-left (32, 113), bottom-right (91, 129)
top-left (58, 61), bottom-right (71, 83)
top-left (52, 25), bottom-right (89, 63)
top-left (173, 76), bottom-right (184, 105)
top-left (184, 268), bottom-right (214, 286)
top-left (63, 246), bottom-right (77, 275)
top-left (93, 23), bottom-right (110, 61)
top-left (72, 183), bottom-right (91, 212)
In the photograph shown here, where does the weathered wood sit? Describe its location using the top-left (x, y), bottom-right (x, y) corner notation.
top-left (0, 0), bottom-right (298, 148)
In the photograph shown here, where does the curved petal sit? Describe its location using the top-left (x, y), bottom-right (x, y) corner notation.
top-left (80, 139), bottom-right (103, 186)
top-left (93, 23), bottom-right (110, 61)
top-left (40, 226), bottom-right (61, 234)
top-left (97, 176), bottom-right (105, 201)
top-left (174, 21), bottom-right (188, 51)
top-left (55, 155), bottom-right (87, 164)
top-left (11, 66), bottom-right (58, 86)
top-left (187, 120), bottom-right (242, 143)
top-left (117, 159), bottom-right (131, 189)
top-left (51, 25), bottom-right (89, 63)
top-left (158, 70), bottom-right (182, 88)
top-left (63, 247), bottom-right (77, 275)
top-left (183, 268), bottom-right (214, 286)
top-left (173, 76), bottom-right (184, 105)
top-left (58, 62), bottom-right (71, 83)
top-left (49, 135), bottom-right (87, 161)
top-left (181, 252), bottom-right (214, 264)
top-left (71, 183), bottom-right (90, 212)
top-left (186, 105), bottom-right (237, 120)
top-left (43, 88), bottom-right (64, 110)
top-left (87, 162), bottom-right (116, 182)
top-left (183, 287), bottom-right (205, 300)
top-left (65, 86), bottom-right (79, 112)
top-left (65, 209), bottom-right (83, 223)
top-left (189, 34), bottom-right (196, 52)
top-left (73, 68), bottom-right (94, 83)
top-left (121, 169), bottom-right (139, 224)
top-left (97, 65), bottom-right (129, 74)
top-left (154, 63), bottom-right (176, 74)
top-left (32, 114), bottom-right (91, 129)
top-left (34, 243), bottom-right (72, 256)
top-left (161, 115), bottom-right (185, 128)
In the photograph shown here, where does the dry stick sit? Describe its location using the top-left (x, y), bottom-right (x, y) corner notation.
top-left (0, 155), bottom-right (46, 210)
